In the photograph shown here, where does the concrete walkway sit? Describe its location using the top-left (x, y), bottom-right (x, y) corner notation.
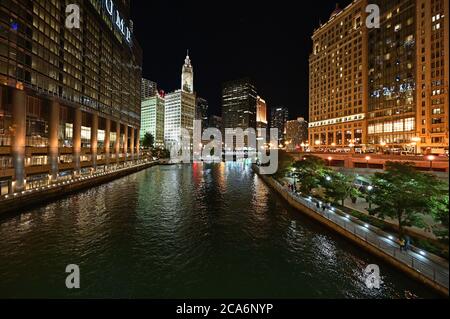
top-left (272, 176), bottom-right (449, 294)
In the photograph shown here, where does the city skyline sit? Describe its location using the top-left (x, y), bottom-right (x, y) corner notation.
top-left (131, 0), bottom-right (353, 120)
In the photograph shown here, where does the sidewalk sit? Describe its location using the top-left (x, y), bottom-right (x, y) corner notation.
top-left (270, 174), bottom-right (448, 294)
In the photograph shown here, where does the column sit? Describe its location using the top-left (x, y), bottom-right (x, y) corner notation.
top-left (130, 127), bottom-right (135, 162)
top-left (115, 121), bottom-right (120, 164)
top-left (123, 125), bottom-right (128, 162)
top-left (11, 89), bottom-right (26, 192)
top-left (91, 113), bottom-right (98, 171)
top-left (73, 108), bottom-right (81, 176)
top-left (49, 99), bottom-right (60, 182)
top-left (105, 118), bottom-right (111, 167)
top-left (135, 128), bottom-right (140, 160)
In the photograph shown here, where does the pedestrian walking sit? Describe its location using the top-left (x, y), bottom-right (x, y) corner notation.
top-left (399, 238), bottom-right (406, 252)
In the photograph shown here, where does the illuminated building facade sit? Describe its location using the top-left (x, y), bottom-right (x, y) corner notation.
top-left (164, 53), bottom-right (196, 148)
top-left (286, 117), bottom-right (309, 151)
top-left (309, 0), bottom-right (448, 154)
top-left (141, 90), bottom-right (165, 148)
top-left (222, 77), bottom-right (257, 131)
top-left (309, 1), bottom-right (368, 150)
top-left (141, 78), bottom-right (157, 100)
top-left (270, 107), bottom-right (289, 144)
top-left (0, 0), bottom-right (142, 195)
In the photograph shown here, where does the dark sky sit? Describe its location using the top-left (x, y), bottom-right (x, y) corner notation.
top-left (131, 0), bottom-right (353, 120)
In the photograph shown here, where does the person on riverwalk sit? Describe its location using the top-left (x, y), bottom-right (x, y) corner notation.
top-left (405, 236), bottom-right (411, 251)
top-left (399, 238), bottom-right (406, 252)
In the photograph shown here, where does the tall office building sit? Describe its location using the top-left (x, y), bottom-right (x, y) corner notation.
top-left (222, 77), bottom-right (257, 132)
top-left (270, 107), bottom-right (289, 144)
top-left (141, 78), bottom-right (158, 100)
top-left (0, 0), bottom-right (142, 195)
top-left (416, 0), bottom-right (448, 153)
top-left (286, 117), bottom-right (309, 151)
top-left (141, 91), bottom-right (165, 148)
top-left (309, 0), bottom-right (448, 154)
top-left (309, 1), bottom-right (368, 149)
top-left (256, 96), bottom-right (268, 126)
top-left (196, 97), bottom-right (209, 130)
top-left (164, 53), bottom-right (196, 148)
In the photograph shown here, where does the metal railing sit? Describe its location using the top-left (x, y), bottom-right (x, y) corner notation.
top-left (271, 179), bottom-right (449, 290)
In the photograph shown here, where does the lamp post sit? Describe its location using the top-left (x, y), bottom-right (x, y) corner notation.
top-left (427, 155), bottom-right (435, 171)
top-left (367, 185), bottom-right (373, 209)
top-left (365, 156), bottom-right (371, 169)
top-left (292, 167), bottom-right (297, 191)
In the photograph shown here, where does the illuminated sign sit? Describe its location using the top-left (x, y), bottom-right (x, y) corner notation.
top-left (103, 0), bottom-right (132, 45)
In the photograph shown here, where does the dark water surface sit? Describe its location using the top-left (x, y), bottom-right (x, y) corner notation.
top-left (0, 163), bottom-right (438, 298)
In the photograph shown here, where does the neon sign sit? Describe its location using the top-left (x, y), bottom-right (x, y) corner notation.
top-left (103, 0), bottom-right (132, 45)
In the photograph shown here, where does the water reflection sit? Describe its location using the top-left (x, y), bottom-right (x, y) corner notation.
top-left (0, 162), bottom-right (438, 298)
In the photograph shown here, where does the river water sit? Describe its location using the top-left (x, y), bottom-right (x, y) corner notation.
top-left (0, 162), bottom-right (437, 298)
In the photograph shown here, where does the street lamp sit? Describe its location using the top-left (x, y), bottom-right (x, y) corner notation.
top-left (367, 185), bottom-right (373, 209)
top-left (427, 155), bottom-right (435, 171)
top-left (365, 156), bottom-right (371, 169)
top-left (328, 156), bottom-right (332, 167)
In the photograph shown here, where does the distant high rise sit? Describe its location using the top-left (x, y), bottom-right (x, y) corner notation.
top-left (208, 115), bottom-right (223, 132)
top-left (196, 97), bottom-right (209, 130)
top-left (270, 107), bottom-right (289, 143)
top-left (164, 90), bottom-right (196, 147)
top-left (141, 79), bottom-right (158, 100)
top-left (256, 96), bottom-right (268, 125)
top-left (141, 91), bottom-right (165, 148)
top-left (286, 117), bottom-right (309, 151)
top-left (181, 51), bottom-right (194, 94)
top-left (164, 53), bottom-right (196, 148)
top-left (222, 78), bottom-right (257, 131)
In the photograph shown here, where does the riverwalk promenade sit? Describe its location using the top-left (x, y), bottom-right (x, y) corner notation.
top-left (253, 165), bottom-right (449, 296)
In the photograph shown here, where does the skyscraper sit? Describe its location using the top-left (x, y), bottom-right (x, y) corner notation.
top-left (222, 78), bottom-right (257, 132)
top-left (309, 1), bottom-right (368, 150)
top-left (270, 107), bottom-right (289, 144)
top-left (164, 53), bottom-right (196, 148)
top-left (141, 79), bottom-right (158, 100)
top-left (256, 96), bottom-right (268, 125)
top-left (309, 0), bottom-right (448, 154)
top-left (0, 0), bottom-right (142, 195)
top-left (141, 91), bottom-right (165, 148)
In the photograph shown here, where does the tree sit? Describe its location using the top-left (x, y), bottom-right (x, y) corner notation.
top-left (142, 132), bottom-right (154, 149)
top-left (368, 162), bottom-right (447, 237)
top-left (291, 155), bottom-right (330, 195)
top-left (322, 171), bottom-right (361, 206)
top-left (430, 195), bottom-right (449, 240)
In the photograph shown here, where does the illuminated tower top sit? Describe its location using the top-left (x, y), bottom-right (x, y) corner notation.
top-left (181, 50), bottom-right (194, 93)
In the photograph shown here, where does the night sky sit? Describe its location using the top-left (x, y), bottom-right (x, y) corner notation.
top-left (131, 0), bottom-right (353, 120)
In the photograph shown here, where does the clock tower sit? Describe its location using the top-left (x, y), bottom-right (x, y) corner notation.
top-left (181, 50), bottom-right (194, 93)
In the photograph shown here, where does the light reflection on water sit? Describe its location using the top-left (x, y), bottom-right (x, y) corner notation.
top-left (0, 162), bottom-right (438, 298)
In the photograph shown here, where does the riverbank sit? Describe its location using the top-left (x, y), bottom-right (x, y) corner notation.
top-left (252, 164), bottom-right (449, 296)
top-left (0, 160), bottom-right (161, 216)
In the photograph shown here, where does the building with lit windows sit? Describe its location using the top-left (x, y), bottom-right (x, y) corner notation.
top-left (286, 117), bottom-right (309, 151)
top-left (222, 77), bottom-right (257, 132)
top-left (270, 107), bottom-right (289, 144)
top-left (309, 0), bottom-right (448, 154)
top-left (164, 53), bottom-right (196, 149)
top-left (309, 1), bottom-right (368, 150)
top-left (0, 0), bottom-right (142, 196)
top-left (141, 78), bottom-right (157, 100)
top-left (141, 90), bottom-right (165, 148)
